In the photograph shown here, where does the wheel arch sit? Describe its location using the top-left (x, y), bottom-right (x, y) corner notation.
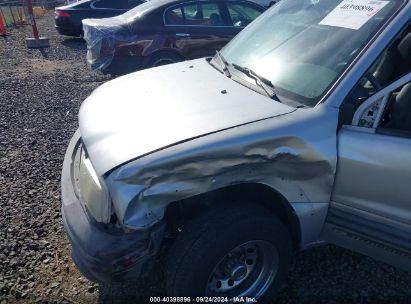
top-left (164, 182), bottom-right (302, 250)
top-left (143, 48), bottom-right (185, 67)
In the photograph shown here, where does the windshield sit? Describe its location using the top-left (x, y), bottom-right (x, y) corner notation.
top-left (220, 0), bottom-right (404, 107)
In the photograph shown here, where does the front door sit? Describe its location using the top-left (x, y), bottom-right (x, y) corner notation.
top-left (323, 26), bottom-right (411, 270)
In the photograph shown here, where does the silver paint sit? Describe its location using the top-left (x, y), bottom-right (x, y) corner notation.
top-left (77, 55), bottom-right (342, 248)
top-left (331, 72), bottom-right (411, 229)
top-left (101, 99), bottom-right (339, 247)
top-left (79, 59), bottom-right (296, 175)
top-left (80, 12), bottom-right (411, 246)
top-left (65, 3), bottom-right (411, 275)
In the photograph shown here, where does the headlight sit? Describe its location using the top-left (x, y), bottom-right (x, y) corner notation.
top-left (78, 147), bottom-right (112, 223)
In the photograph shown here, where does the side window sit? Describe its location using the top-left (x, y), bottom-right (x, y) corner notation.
top-left (165, 2), bottom-right (223, 26)
top-left (165, 7), bottom-right (184, 25)
top-left (342, 28), bottom-right (411, 126)
top-left (185, 3), bottom-right (222, 26)
top-left (227, 3), bottom-right (262, 27)
top-left (352, 74), bottom-right (411, 133)
top-left (352, 31), bottom-right (411, 103)
top-left (379, 81), bottom-right (411, 133)
top-left (369, 33), bottom-right (411, 88)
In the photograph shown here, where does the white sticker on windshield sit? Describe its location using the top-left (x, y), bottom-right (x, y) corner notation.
top-left (319, 0), bottom-right (389, 30)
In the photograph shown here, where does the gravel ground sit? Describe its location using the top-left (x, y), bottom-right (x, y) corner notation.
top-left (1, 12), bottom-right (411, 304)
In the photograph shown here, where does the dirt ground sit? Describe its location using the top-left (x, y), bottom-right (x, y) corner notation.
top-left (0, 12), bottom-right (410, 304)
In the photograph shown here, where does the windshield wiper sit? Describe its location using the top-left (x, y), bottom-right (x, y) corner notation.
top-left (232, 63), bottom-right (280, 101)
top-left (215, 51), bottom-right (231, 78)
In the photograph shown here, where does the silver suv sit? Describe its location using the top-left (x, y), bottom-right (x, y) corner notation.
top-left (62, 0), bottom-right (411, 298)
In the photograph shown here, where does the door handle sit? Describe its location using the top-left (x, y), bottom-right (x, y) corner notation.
top-left (176, 33), bottom-right (191, 37)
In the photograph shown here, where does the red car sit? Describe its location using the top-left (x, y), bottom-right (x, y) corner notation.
top-left (83, 0), bottom-right (265, 73)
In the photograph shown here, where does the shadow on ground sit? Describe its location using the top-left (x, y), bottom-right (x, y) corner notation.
top-left (61, 37), bottom-right (86, 50)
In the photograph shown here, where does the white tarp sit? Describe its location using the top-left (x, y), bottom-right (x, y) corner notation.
top-left (319, 0), bottom-right (389, 30)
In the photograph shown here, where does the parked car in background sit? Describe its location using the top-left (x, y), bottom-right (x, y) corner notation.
top-left (64, 0), bottom-right (79, 5)
top-left (55, 0), bottom-right (144, 37)
top-left (63, 0), bottom-right (411, 299)
top-left (82, 0), bottom-right (265, 73)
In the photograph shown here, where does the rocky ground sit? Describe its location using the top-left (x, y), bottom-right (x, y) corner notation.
top-left (0, 12), bottom-right (410, 304)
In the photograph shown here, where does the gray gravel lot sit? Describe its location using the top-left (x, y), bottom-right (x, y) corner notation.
top-left (0, 12), bottom-right (411, 304)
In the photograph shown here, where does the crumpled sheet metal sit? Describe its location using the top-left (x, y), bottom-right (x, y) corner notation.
top-left (105, 106), bottom-right (339, 238)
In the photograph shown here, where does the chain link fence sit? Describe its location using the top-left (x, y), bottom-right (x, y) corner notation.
top-left (0, 0), bottom-right (64, 28)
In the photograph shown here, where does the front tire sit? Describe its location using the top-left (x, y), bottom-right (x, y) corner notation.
top-left (165, 203), bottom-right (293, 299)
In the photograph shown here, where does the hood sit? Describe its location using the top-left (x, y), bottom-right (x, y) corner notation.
top-left (79, 58), bottom-right (295, 175)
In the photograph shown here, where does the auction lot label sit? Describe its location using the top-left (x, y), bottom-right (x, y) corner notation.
top-left (319, 0), bottom-right (389, 30)
top-left (149, 297), bottom-right (257, 303)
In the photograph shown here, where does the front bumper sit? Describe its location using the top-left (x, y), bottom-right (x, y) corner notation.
top-left (61, 130), bottom-right (165, 282)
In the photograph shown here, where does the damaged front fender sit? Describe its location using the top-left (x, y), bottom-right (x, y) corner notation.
top-left (105, 105), bottom-right (339, 243)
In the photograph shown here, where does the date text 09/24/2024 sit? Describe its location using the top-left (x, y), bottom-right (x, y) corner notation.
top-left (149, 297), bottom-right (258, 303)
